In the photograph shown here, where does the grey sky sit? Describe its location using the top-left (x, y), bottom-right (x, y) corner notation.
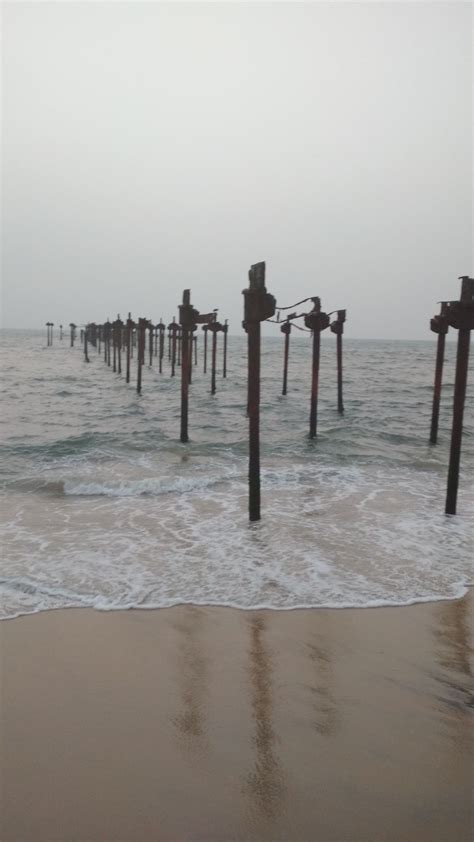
top-left (1, 1), bottom-right (472, 337)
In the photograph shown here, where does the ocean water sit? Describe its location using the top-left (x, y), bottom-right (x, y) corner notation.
top-left (0, 329), bottom-right (472, 620)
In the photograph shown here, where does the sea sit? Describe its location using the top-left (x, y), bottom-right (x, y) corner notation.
top-left (0, 329), bottom-right (472, 621)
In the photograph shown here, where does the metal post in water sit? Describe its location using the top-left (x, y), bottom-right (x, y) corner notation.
top-left (211, 324), bottom-right (218, 395)
top-left (158, 320), bottom-right (164, 374)
top-left (148, 323), bottom-right (154, 366)
top-left (202, 325), bottom-right (208, 373)
top-left (305, 298), bottom-right (330, 438)
top-left (243, 261), bottom-right (276, 521)
top-left (69, 323), bottom-right (76, 347)
top-left (281, 318), bottom-right (291, 395)
top-left (169, 319), bottom-right (178, 377)
top-left (84, 326), bottom-right (90, 363)
top-left (429, 303), bottom-right (449, 445)
top-left (126, 314), bottom-right (133, 383)
top-left (330, 309), bottom-right (346, 415)
top-left (445, 277), bottom-right (473, 515)
top-left (136, 318), bottom-right (148, 395)
top-left (179, 293), bottom-right (193, 442)
top-left (223, 319), bottom-right (228, 378)
top-left (194, 335), bottom-right (198, 366)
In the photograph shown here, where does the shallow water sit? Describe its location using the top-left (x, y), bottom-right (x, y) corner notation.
top-left (0, 329), bottom-right (472, 619)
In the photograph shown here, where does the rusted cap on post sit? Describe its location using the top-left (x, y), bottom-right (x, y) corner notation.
top-left (243, 261), bottom-right (276, 327)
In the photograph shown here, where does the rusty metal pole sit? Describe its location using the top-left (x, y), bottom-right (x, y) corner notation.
top-left (243, 261), bottom-right (276, 522)
top-left (223, 320), bottom-right (228, 378)
top-left (115, 318), bottom-right (123, 374)
top-left (106, 321), bottom-right (112, 367)
top-left (170, 320), bottom-right (177, 377)
top-left (149, 324), bottom-right (153, 366)
top-left (281, 319), bottom-right (291, 395)
top-left (113, 321), bottom-right (117, 372)
top-left (445, 277), bottom-right (473, 515)
top-left (126, 315), bottom-right (133, 383)
top-left (136, 318), bottom-right (147, 395)
top-left (203, 325), bottom-right (208, 373)
top-left (211, 327), bottom-right (218, 395)
top-left (158, 321), bottom-right (164, 374)
top-left (177, 328), bottom-right (181, 366)
top-left (188, 329), bottom-right (194, 385)
top-left (84, 326), bottom-right (90, 363)
top-left (180, 293), bottom-right (192, 443)
top-left (305, 298), bottom-right (330, 439)
top-left (429, 303), bottom-right (449, 445)
top-left (330, 309), bottom-right (346, 415)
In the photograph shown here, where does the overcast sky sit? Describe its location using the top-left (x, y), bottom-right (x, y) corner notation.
top-left (2, 1), bottom-right (472, 337)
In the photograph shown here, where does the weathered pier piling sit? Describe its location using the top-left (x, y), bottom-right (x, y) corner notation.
top-left (243, 261), bottom-right (276, 521)
top-left (169, 318), bottom-right (179, 377)
top-left (209, 320), bottom-right (224, 395)
top-left (126, 314), bottom-right (134, 383)
top-left (429, 303), bottom-right (449, 445)
top-left (444, 276), bottom-right (473, 515)
top-left (59, 324), bottom-right (63, 341)
top-left (179, 291), bottom-right (215, 443)
top-left (202, 324), bottom-right (209, 373)
top-left (158, 320), bottom-right (165, 373)
top-left (223, 320), bottom-right (228, 378)
top-left (84, 325), bottom-right (90, 363)
top-left (305, 298), bottom-right (330, 438)
top-left (69, 323), bottom-right (76, 347)
top-left (330, 309), bottom-right (346, 415)
top-left (136, 318), bottom-right (148, 394)
top-left (281, 318), bottom-right (291, 395)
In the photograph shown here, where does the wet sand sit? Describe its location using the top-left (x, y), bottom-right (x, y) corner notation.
top-left (0, 592), bottom-right (472, 841)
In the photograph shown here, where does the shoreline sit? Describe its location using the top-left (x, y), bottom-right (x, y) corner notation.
top-left (1, 583), bottom-right (470, 622)
top-left (1, 591), bottom-right (472, 841)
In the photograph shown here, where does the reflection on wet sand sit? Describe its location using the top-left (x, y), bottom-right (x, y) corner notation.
top-left (172, 606), bottom-right (209, 757)
top-left (307, 631), bottom-right (340, 737)
top-left (244, 614), bottom-right (286, 821)
top-left (432, 597), bottom-right (473, 747)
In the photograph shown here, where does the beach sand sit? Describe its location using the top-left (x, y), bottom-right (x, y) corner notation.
top-left (0, 592), bottom-right (472, 841)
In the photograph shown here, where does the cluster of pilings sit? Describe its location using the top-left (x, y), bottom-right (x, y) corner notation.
top-left (70, 307), bottom-right (229, 438)
top-left (271, 299), bottom-right (347, 435)
top-left (429, 275), bottom-right (473, 515)
top-left (46, 268), bottom-right (472, 524)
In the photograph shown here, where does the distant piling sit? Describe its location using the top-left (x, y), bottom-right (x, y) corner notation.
top-left (330, 309), bottom-right (346, 415)
top-left (223, 320), bottom-right (228, 378)
top-left (158, 320), bottom-right (165, 373)
top-left (429, 303), bottom-right (449, 445)
top-left (202, 324), bottom-right (209, 373)
top-left (305, 298), bottom-right (330, 438)
top-left (136, 318), bottom-right (148, 394)
top-left (281, 318), bottom-right (291, 395)
top-left (445, 277), bottom-right (473, 515)
top-left (126, 314), bottom-right (133, 383)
